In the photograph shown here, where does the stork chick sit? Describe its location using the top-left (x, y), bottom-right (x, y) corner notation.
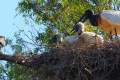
top-left (51, 33), bottom-right (79, 48)
top-left (73, 22), bottom-right (104, 48)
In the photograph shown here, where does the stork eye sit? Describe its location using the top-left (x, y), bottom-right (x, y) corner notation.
top-left (74, 25), bottom-right (80, 32)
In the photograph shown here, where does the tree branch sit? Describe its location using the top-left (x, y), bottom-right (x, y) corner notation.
top-left (0, 52), bottom-right (42, 68)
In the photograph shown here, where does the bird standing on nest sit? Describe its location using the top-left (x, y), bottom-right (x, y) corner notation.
top-left (78, 9), bottom-right (120, 39)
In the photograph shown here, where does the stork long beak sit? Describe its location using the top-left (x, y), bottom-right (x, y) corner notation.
top-left (71, 28), bottom-right (75, 34)
top-left (71, 24), bottom-right (79, 33)
top-left (79, 14), bottom-right (87, 22)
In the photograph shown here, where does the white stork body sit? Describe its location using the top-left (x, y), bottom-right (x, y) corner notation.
top-left (79, 9), bottom-right (120, 34)
top-left (99, 10), bottom-right (120, 34)
top-left (64, 35), bottom-right (79, 43)
top-left (73, 22), bottom-right (104, 48)
top-left (101, 10), bottom-right (120, 24)
top-left (51, 33), bottom-right (79, 48)
top-left (63, 32), bottom-right (104, 48)
top-left (79, 32), bottom-right (104, 46)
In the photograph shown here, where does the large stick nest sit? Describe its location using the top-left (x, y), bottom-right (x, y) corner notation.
top-left (29, 41), bottom-right (120, 80)
top-left (2, 41), bottom-right (120, 80)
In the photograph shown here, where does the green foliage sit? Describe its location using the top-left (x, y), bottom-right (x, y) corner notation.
top-left (17, 0), bottom-right (113, 44)
top-left (7, 63), bottom-right (36, 80)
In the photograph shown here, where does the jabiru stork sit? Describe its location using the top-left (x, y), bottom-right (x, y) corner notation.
top-left (78, 9), bottom-right (120, 39)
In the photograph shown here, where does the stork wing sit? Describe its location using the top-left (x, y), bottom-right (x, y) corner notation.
top-left (100, 10), bottom-right (120, 24)
top-left (64, 35), bottom-right (79, 43)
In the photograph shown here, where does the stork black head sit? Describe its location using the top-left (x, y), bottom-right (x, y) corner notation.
top-left (79, 9), bottom-right (98, 26)
top-left (79, 9), bottom-right (94, 22)
top-left (85, 9), bottom-right (94, 16)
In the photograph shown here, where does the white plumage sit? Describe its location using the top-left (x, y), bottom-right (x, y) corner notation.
top-left (73, 22), bottom-right (104, 48)
top-left (79, 9), bottom-right (120, 35)
top-left (64, 35), bottom-right (79, 43)
top-left (79, 32), bottom-right (104, 47)
top-left (53, 34), bottom-right (80, 48)
top-left (51, 32), bottom-right (79, 47)
top-left (52, 22), bottom-right (104, 48)
top-left (101, 10), bottom-right (120, 24)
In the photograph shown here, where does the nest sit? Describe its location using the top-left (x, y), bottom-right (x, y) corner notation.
top-left (29, 40), bottom-right (120, 80)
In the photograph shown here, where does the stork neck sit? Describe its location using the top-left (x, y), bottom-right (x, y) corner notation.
top-left (88, 14), bottom-right (99, 26)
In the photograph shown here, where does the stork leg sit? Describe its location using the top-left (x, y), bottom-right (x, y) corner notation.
top-left (109, 31), bottom-right (113, 40)
top-left (114, 28), bottom-right (118, 40)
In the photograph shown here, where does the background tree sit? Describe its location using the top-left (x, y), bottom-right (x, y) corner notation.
top-left (17, 0), bottom-right (114, 46)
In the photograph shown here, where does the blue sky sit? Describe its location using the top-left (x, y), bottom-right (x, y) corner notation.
top-left (0, 0), bottom-right (24, 53)
top-left (0, 0), bottom-right (45, 37)
top-left (0, 0), bottom-right (19, 36)
top-left (0, 0), bottom-right (34, 39)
